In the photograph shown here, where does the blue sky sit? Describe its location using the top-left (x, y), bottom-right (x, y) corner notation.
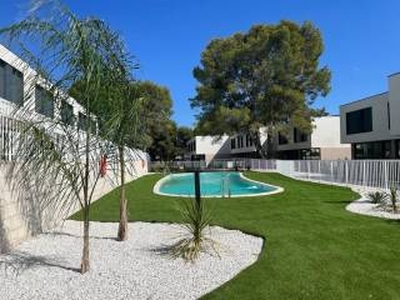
top-left (1, 0), bottom-right (400, 127)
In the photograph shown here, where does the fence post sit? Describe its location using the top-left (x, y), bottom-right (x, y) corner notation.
top-left (384, 161), bottom-right (388, 190)
top-left (363, 161), bottom-right (366, 188)
top-left (330, 161), bottom-right (333, 183)
top-left (345, 161), bottom-right (349, 186)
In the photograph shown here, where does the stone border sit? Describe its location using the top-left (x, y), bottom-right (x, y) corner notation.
top-left (346, 188), bottom-right (400, 220)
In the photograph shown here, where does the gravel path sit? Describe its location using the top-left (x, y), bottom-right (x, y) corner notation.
top-left (0, 221), bottom-right (263, 300)
top-left (346, 188), bottom-right (400, 220)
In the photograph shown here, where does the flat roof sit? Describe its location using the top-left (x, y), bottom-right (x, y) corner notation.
top-left (388, 72), bottom-right (400, 77)
top-left (340, 91), bottom-right (388, 107)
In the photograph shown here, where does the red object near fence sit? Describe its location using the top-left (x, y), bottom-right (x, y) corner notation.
top-left (100, 155), bottom-right (107, 177)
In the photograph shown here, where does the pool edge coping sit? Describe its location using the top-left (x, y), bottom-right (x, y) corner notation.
top-left (152, 172), bottom-right (284, 198)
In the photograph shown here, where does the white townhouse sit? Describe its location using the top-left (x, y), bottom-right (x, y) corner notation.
top-left (0, 43), bottom-right (97, 160)
top-left (340, 73), bottom-right (400, 159)
top-left (276, 116), bottom-right (351, 160)
top-left (0, 44), bottom-right (148, 253)
top-left (186, 135), bottom-right (231, 164)
top-left (186, 116), bottom-right (350, 162)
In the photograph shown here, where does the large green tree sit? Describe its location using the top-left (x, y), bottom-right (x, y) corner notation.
top-left (190, 21), bottom-right (331, 158)
top-left (175, 126), bottom-right (194, 159)
top-left (132, 81), bottom-right (176, 161)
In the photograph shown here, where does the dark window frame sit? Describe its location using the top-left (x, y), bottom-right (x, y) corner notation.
top-left (346, 107), bottom-right (373, 135)
top-left (35, 85), bottom-right (54, 118)
top-left (0, 59), bottom-right (24, 106)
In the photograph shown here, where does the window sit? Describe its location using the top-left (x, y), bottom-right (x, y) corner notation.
top-left (278, 132), bottom-right (288, 145)
top-left (61, 100), bottom-right (74, 125)
top-left (300, 148), bottom-right (320, 160)
top-left (245, 135), bottom-right (254, 147)
top-left (0, 59), bottom-right (24, 106)
top-left (387, 102), bottom-right (391, 130)
top-left (78, 112), bottom-right (88, 131)
top-left (231, 138), bottom-right (236, 149)
top-left (353, 141), bottom-right (391, 159)
top-left (294, 128), bottom-right (308, 143)
top-left (35, 85), bottom-right (54, 118)
top-left (346, 107), bottom-right (373, 135)
top-left (238, 136), bottom-right (244, 148)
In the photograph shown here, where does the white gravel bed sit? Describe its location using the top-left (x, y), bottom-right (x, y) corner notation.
top-left (346, 188), bottom-right (400, 220)
top-left (0, 221), bottom-right (263, 300)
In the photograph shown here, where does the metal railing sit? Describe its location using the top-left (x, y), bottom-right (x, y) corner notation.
top-left (290, 159), bottom-right (400, 189)
top-left (150, 158), bottom-right (400, 190)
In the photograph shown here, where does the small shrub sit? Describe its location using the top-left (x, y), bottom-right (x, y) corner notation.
top-left (366, 191), bottom-right (388, 204)
top-left (389, 185), bottom-right (398, 213)
top-left (169, 197), bottom-right (216, 262)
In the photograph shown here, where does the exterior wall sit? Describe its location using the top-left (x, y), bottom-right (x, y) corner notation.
top-left (312, 116), bottom-right (349, 148)
top-left (0, 44), bottom-right (88, 125)
top-left (340, 92), bottom-right (393, 144)
top-left (230, 129), bottom-right (268, 156)
top-left (0, 159), bottom-right (148, 254)
top-left (340, 73), bottom-right (400, 159)
top-left (388, 73), bottom-right (400, 136)
top-left (276, 116), bottom-right (350, 159)
top-left (0, 44), bottom-right (149, 253)
top-left (320, 147), bottom-right (351, 160)
top-left (186, 135), bottom-right (230, 164)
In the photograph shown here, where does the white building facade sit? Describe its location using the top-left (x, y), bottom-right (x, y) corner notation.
top-left (276, 116), bottom-right (351, 160)
top-left (0, 44), bottom-right (148, 253)
top-left (186, 135), bottom-right (231, 164)
top-left (340, 73), bottom-right (400, 159)
top-left (186, 116), bottom-right (350, 162)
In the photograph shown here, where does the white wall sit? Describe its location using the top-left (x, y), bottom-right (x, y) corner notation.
top-left (276, 116), bottom-right (349, 151)
top-left (312, 116), bottom-right (349, 148)
top-left (0, 44), bottom-right (91, 127)
top-left (0, 158), bottom-right (148, 254)
top-left (389, 73), bottom-right (400, 136)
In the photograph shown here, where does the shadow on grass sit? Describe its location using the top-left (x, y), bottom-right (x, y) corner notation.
top-left (323, 200), bottom-right (355, 205)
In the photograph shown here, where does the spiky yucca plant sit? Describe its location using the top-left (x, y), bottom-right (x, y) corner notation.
top-left (169, 197), bottom-right (215, 262)
top-left (366, 191), bottom-right (388, 204)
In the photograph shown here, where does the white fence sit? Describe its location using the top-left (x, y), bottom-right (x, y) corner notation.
top-left (289, 160), bottom-right (400, 190)
top-left (0, 114), bottom-right (20, 161)
top-left (161, 158), bottom-right (400, 190)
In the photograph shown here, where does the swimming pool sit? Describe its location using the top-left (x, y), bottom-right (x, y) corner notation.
top-left (153, 172), bottom-right (283, 197)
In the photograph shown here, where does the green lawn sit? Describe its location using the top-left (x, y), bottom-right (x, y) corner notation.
top-left (71, 172), bottom-right (400, 299)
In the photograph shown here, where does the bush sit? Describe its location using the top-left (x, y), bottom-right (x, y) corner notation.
top-left (366, 191), bottom-right (388, 204)
top-left (169, 197), bottom-right (216, 262)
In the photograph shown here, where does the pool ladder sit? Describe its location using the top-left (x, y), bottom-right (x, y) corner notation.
top-left (221, 175), bottom-right (231, 198)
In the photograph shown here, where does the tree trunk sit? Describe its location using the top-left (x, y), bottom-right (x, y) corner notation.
top-left (251, 130), bottom-right (267, 159)
top-left (81, 207), bottom-right (90, 274)
top-left (81, 114), bottom-right (91, 274)
top-left (118, 146), bottom-right (128, 241)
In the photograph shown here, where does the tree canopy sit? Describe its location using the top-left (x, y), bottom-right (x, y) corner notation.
top-left (190, 20), bottom-right (331, 158)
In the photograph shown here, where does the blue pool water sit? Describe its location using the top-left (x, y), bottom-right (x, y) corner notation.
top-left (155, 172), bottom-right (278, 197)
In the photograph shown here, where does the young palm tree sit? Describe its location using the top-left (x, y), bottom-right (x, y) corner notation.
top-left (0, 1), bottom-right (132, 273)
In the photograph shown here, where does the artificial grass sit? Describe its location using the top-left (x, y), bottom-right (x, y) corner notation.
top-left (71, 172), bottom-right (400, 299)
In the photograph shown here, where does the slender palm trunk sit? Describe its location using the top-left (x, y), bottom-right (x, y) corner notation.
top-left (81, 206), bottom-right (90, 273)
top-left (81, 117), bottom-right (91, 274)
top-left (118, 146), bottom-right (128, 241)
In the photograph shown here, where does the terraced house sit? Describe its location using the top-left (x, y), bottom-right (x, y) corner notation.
top-left (340, 73), bottom-right (400, 159)
top-left (186, 116), bottom-right (351, 162)
top-left (0, 44), bottom-right (148, 252)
